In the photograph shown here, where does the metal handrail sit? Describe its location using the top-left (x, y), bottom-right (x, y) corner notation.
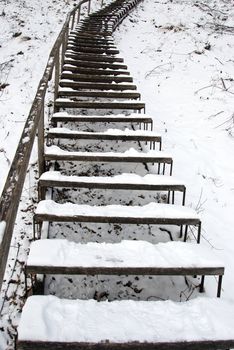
top-left (0, 0), bottom-right (104, 292)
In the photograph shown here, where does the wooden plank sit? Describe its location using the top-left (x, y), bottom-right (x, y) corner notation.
top-left (60, 73), bottom-right (133, 83)
top-left (38, 176), bottom-right (184, 193)
top-left (70, 29), bottom-right (114, 36)
top-left (65, 52), bottom-right (124, 63)
top-left (25, 240), bottom-right (224, 279)
top-left (69, 34), bottom-right (114, 42)
top-left (62, 66), bottom-right (130, 76)
top-left (58, 90), bottom-right (140, 99)
top-left (59, 81), bottom-right (137, 90)
top-left (76, 30), bottom-right (112, 36)
top-left (69, 34), bottom-right (114, 44)
top-left (34, 213), bottom-right (199, 226)
top-left (66, 45), bottom-right (120, 55)
top-left (69, 33), bottom-right (114, 40)
top-left (67, 41), bottom-right (117, 49)
top-left (77, 26), bottom-right (114, 32)
top-left (44, 153), bottom-right (170, 164)
top-left (64, 59), bottom-right (127, 70)
top-left (17, 339), bottom-right (234, 350)
top-left (51, 114), bottom-right (152, 125)
top-left (26, 265), bottom-right (224, 276)
top-left (47, 130), bottom-right (160, 143)
top-left (19, 295), bottom-right (234, 350)
top-left (54, 100), bottom-right (145, 110)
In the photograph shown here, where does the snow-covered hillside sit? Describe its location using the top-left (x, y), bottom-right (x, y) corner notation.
top-left (0, 0), bottom-right (75, 196)
top-left (114, 0), bottom-right (234, 298)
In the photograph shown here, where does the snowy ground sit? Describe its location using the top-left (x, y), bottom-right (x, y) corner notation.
top-left (114, 0), bottom-right (234, 298)
top-left (0, 0), bottom-right (234, 349)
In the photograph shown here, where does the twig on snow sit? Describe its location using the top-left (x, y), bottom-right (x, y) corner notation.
top-left (221, 77), bottom-right (227, 91)
top-left (215, 114), bottom-right (234, 130)
top-left (207, 111), bottom-right (224, 119)
top-left (145, 62), bottom-right (173, 79)
top-left (194, 84), bottom-right (213, 95)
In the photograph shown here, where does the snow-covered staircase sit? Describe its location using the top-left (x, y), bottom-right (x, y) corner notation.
top-left (17, 0), bottom-right (233, 349)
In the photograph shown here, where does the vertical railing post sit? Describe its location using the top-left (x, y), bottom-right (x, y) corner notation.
top-left (88, 0), bottom-right (91, 14)
top-left (61, 26), bottom-right (69, 71)
top-left (54, 50), bottom-right (60, 113)
top-left (77, 6), bottom-right (81, 23)
top-left (37, 97), bottom-right (45, 177)
top-left (101, 0), bottom-right (104, 7)
top-left (71, 12), bottom-right (75, 30)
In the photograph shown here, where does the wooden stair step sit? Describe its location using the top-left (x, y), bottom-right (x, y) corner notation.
top-left (58, 90), bottom-right (140, 99)
top-left (34, 200), bottom-right (200, 228)
top-left (77, 21), bottom-right (113, 26)
top-left (65, 52), bottom-right (124, 63)
top-left (27, 239), bottom-right (222, 277)
top-left (76, 25), bottom-right (114, 31)
top-left (69, 37), bottom-right (114, 45)
top-left (63, 64), bottom-right (130, 76)
top-left (18, 296), bottom-right (234, 350)
top-left (44, 146), bottom-right (171, 176)
top-left (67, 40), bottom-right (117, 49)
top-left (54, 99), bottom-right (145, 111)
top-left (47, 127), bottom-right (161, 146)
top-left (69, 33), bottom-right (114, 44)
top-left (26, 239), bottom-right (224, 297)
top-left (61, 72), bottom-right (133, 83)
top-left (76, 30), bottom-right (112, 36)
top-left (44, 146), bottom-right (171, 165)
top-left (77, 28), bottom-right (113, 33)
top-left (70, 29), bottom-right (113, 36)
top-left (79, 18), bottom-right (116, 23)
top-left (72, 19), bottom-right (111, 24)
top-left (68, 33), bottom-right (114, 40)
top-left (38, 172), bottom-right (185, 204)
top-left (69, 34), bottom-right (113, 40)
top-left (64, 59), bottom-right (127, 70)
top-left (51, 112), bottom-right (153, 127)
top-left (59, 80), bottom-right (137, 91)
top-left (66, 45), bottom-right (119, 55)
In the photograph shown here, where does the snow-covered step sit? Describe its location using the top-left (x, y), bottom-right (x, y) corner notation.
top-left (68, 37), bottom-right (114, 47)
top-left (65, 51), bottom-right (124, 63)
top-left (60, 72), bottom-right (133, 83)
top-left (67, 40), bottom-right (117, 50)
top-left (18, 296), bottom-right (234, 349)
top-left (58, 89), bottom-right (140, 99)
top-left (67, 41), bottom-right (118, 50)
top-left (68, 35), bottom-right (114, 42)
top-left (66, 45), bottom-right (119, 55)
top-left (64, 58), bottom-right (128, 70)
top-left (77, 30), bottom-right (112, 36)
top-left (44, 146), bottom-right (172, 174)
top-left (69, 33), bottom-right (114, 44)
top-left (34, 200), bottom-right (201, 242)
top-left (26, 240), bottom-right (224, 296)
top-left (62, 64), bottom-right (130, 76)
top-left (47, 127), bottom-right (161, 148)
top-left (59, 79), bottom-right (137, 90)
top-left (54, 99), bottom-right (145, 111)
top-left (51, 112), bottom-right (153, 129)
top-left (38, 172), bottom-right (186, 204)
